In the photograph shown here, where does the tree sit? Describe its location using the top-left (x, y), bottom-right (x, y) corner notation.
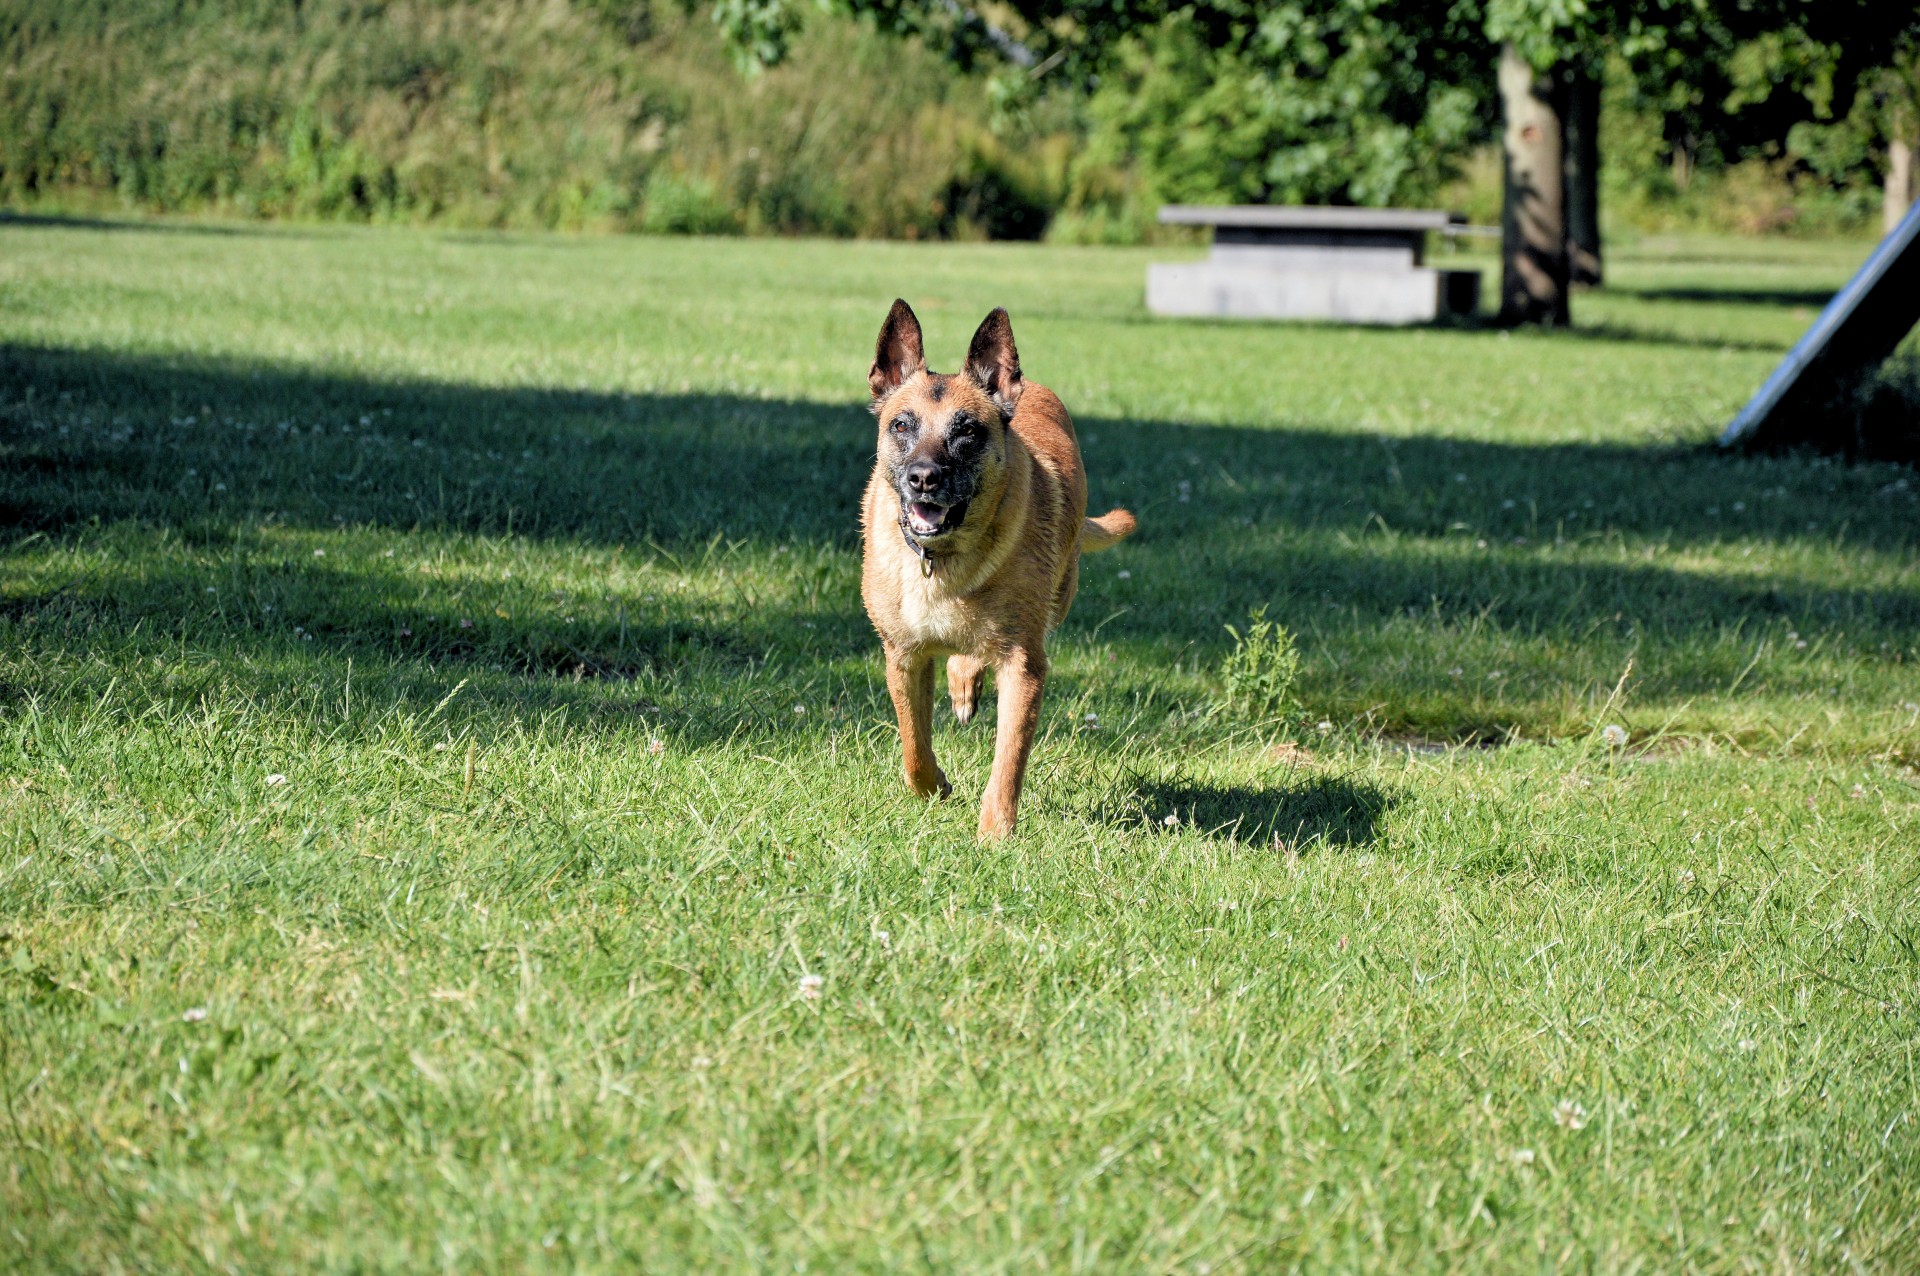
top-left (1562, 55), bottom-right (1603, 285)
top-left (1496, 43), bottom-right (1569, 324)
top-left (709, 0), bottom-right (1920, 328)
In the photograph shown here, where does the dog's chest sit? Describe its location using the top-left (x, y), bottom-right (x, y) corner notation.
top-left (893, 565), bottom-right (986, 651)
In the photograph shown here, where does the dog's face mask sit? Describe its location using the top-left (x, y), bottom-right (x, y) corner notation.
top-left (869, 300), bottom-right (1024, 545)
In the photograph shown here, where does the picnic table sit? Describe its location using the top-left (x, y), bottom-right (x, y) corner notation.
top-left (1147, 205), bottom-right (1483, 325)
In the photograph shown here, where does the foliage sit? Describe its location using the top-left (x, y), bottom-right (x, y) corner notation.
top-left (1072, 8), bottom-right (1489, 211)
top-left (1217, 606), bottom-right (1301, 724)
top-left (0, 0), bottom-right (1059, 238)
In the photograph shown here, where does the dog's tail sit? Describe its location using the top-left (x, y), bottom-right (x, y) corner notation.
top-left (1080, 508), bottom-right (1137, 554)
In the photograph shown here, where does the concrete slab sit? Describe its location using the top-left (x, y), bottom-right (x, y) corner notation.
top-left (1147, 263), bottom-right (1479, 325)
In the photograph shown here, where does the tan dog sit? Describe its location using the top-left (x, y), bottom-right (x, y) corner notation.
top-left (860, 300), bottom-right (1136, 839)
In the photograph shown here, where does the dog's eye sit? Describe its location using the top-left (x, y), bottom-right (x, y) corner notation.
top-left (952, 421), bottom-right (977, 442)
top-left (888, 419), bottom-right (910, 436)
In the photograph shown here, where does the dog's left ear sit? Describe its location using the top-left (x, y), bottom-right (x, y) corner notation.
top-left (964, 307), bottom-right (1024, 418)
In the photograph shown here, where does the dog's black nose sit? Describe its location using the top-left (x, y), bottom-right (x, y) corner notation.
top-left (905, 460), bottom-right (941, 494)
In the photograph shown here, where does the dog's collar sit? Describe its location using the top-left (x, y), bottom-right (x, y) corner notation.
top-left (899, 519), bottom-right (935, 577)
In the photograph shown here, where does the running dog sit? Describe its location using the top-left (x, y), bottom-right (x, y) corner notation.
top-left (860, 300), bottom-right (1135, 839)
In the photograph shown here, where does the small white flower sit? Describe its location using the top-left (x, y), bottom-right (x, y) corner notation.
top-left (1161, 813), bottom-right (1180, 828)
top-left (182, 1006), bottom-right (209, 1023)
top-left (1737, 1038), bottom-right (1757, 1052)
top-left (1601, 724), bottom-right (1628, 748)
top-left (793, 704), bottom-right (806, 715)
top-left (1511, 1148), bottom-right (1535, 1165)
top-left (690, 1054), bottom-right (713, 1069)
top-left (433, 742), bottom-right (449, 752)
top-left (1083, 712), bottom-right (1100, 730)
top-left (265, 773), bottom-right (287, 787)
top-left (1217, 900), bottom-right (1237, 911)
top-left (1552, 1099), bottom-right (1587, 1130)
top-left (312, 548), bottom-right (325, 558)
top-left (875, 930), bottom-right (891, 949)
top-left (1117, 570), bottom-right (1131, 580)
top-left (648, 737), bottom-right (666, 756)
top-left (1316, 720), bottom-right (1332, 733)
top-left (797, 974), bottom-right (824, 1001)
top-left (1677, 869), bottom-right (1696, 889)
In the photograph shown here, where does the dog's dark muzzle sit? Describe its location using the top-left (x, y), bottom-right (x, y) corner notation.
top-left (901, 497), bottom-right (969, 539)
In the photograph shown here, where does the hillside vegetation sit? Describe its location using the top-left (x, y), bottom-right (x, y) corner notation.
top-left (0, 0), bottom-right (1061, 238)
top-left (7, 1), bottom-right (1890, 241)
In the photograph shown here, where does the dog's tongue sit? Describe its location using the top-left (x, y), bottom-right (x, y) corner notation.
top-left (907, 502), bottom-right (946, 535)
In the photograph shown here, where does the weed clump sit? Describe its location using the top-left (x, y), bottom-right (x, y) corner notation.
top-left (1217, 606), bottom-right (1300, 726)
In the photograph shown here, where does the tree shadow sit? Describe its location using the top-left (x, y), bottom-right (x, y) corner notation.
top-left (1039, 307), bottom-right (1787, 353)
top-left (0, 210), bottom-right (274, 238)
top-left (3, 339), bottom-right (1916, 746)
top-left (1616, 285), bottom-right (1836, 309)
top-left (1089, 774), bottom-right (1395, 850)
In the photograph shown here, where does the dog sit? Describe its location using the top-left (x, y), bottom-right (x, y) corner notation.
top-left (860, 300), bottom-right (1135, 840)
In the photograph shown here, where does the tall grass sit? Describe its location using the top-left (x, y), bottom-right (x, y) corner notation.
top-left (0, 0), bottom-right (1059, 238)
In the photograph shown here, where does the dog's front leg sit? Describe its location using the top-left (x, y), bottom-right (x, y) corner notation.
top-left (885, 646), bottom-right (950, 800)
top-left (977, 646), bottom-right (1047, 840)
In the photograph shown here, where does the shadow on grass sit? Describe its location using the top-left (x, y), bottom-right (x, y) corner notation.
top-left (0, 210), bottom-right (271, 238)
top-left (1616, 285), bottom-right (1835, 309)
top-left (2, 339), bottom-right (1917, 745)
top-left (1053, 308), bottom-right (1791, 353)
top-left (1092, 775), bottom-right (1395, 850)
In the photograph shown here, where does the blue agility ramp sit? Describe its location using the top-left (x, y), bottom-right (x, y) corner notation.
top-left (1721, 199), bottom-right (1920, 450)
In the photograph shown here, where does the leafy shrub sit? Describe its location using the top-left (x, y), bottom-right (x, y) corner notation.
top-left (640, 172), bottom-right (740, 236)
top-left (1217, 607), bottom-right (1300, 725)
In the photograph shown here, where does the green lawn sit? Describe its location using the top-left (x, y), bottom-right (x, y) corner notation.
top-left (2, 217), bottom-right (1916, 1272)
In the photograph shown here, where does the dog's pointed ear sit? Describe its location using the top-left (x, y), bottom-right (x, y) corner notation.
top-left (964, 307), bottom-right (1023, 417)
top-left (869, 299), bottom-right (926, 401)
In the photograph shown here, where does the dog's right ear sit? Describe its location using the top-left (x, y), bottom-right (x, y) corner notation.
top-left (869, 299), bottom-right (926, 401)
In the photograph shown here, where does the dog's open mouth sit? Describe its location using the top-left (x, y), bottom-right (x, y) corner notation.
top-left (904, 500), bottom-right (967, 538)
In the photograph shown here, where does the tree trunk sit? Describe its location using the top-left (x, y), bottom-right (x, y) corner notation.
top-left (1886, 135), bottom-right (1917, 237)
top-left (1563, 59), bottom-right (1602, 287)
top-left (1498, 43), bottom-right (1569, 327)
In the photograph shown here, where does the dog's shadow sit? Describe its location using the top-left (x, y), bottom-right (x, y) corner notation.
top-left (1090, 772), bottom-right (1395, 850)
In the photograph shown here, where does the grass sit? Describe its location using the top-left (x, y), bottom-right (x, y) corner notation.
top-left (1, 216), bottom-right (1916, 1272)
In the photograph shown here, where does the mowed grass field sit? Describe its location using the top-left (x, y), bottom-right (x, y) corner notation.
top-left (2, 217), bottom-right (1917, 1272)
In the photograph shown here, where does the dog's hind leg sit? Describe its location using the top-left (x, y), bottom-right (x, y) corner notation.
top-left (947, 654), bottom-right (986, 724)
top-left (977, 646), bottom-right (1047, 841)
top-left (885, 646), bottom-right (950, 800)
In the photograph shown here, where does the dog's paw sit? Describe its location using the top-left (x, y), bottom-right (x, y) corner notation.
top-left (908, 767), bottom-right (952, 801)
top-left (947, 655), bottom-right (985, 724)
top-left (976, 802), bottom-right (1015, 841)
